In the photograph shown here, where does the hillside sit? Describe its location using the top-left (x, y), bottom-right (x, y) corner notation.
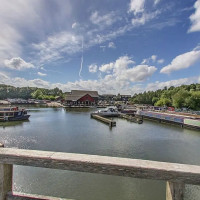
top-left (131, 83), bottom-right (200, 110)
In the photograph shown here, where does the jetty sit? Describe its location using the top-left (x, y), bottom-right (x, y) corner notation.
top-left (0, 143), bottom-right (200, 200)
top-left (91, 114), bottom-right (116, 127)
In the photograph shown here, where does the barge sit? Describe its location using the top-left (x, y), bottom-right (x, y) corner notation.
top-left (137, 110), bottom-right (200, 130)
top-left (0, 107), bottom-right (30, 122)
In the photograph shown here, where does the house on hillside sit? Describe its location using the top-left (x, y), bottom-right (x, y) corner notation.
top-left (64, 90), bottom-right (99, 106)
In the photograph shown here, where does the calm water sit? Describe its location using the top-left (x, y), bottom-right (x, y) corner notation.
top-left (0, 107), bottom-right (200, 200)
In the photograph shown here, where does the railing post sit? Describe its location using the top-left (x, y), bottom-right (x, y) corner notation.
top-left (0, 143), bottom-right (13, 200)
top-left (166, 181), bottom-right (185, 200)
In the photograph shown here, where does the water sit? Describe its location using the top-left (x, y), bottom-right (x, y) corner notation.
top-left (0, 107), bottom-right (200, 200)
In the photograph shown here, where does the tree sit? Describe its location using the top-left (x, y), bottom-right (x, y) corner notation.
top-left (31, 89), bottom-right (43, 99)
top-left (172, 89), bottom-right (190, 108)
top-left (155, 98), bottom-right (172, 107)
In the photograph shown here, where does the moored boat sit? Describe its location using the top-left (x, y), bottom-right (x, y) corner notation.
top-left (0, 107), bottom-right (30, 122)
top-left (137, 110), bottom-right (200, 130)
top-left (91, 107), bottom-right (119, 117)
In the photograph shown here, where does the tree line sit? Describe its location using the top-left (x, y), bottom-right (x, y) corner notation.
top-left (1, 83), bottom-right (200, 110)
top-left (0, 84), bottom-right (64, 100)
top-left (131, 83), bottom-right (200, 110)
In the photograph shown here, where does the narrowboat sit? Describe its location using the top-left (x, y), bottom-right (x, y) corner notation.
top-left (137, 110), bottom-right (200, 130)
top-left (0, 107), bottom-right (30, 122)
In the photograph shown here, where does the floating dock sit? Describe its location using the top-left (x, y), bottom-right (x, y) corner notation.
top-left (91, 114), bottom-right (116, 127)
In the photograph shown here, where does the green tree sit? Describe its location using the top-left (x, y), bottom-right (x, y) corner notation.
top-left (155, 98), bottom-right (172, 107)
top-left (172, 89), bottom-right (190, 108)
top-left (31, 89), bottom-right (44, 99)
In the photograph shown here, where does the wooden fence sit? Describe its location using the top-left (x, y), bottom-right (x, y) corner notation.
top-left (0, 143), bottom-right (200, 200)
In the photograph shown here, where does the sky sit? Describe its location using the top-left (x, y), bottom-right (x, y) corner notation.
top-left (0, 0), bottom-right (200, 95)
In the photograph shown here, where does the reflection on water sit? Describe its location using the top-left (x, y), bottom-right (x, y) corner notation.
top-left (1, 107), bottom-right (200, 200)
top-left (65, 107), bottom-right (95, 113)
top-left (0, 120), bottom-right (30, 128)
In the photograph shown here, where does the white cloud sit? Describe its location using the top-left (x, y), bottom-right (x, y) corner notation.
top-left (141, 54), bottom-right (161, 64)
top-left (0, 73), bottom-right (50, 88)
top-left (100, 45), bottom-right (106, 51)
top-left (128, 0), bottom-right (160, 27)
top-left (0, 72), bottom-right (9, 79)
top-left (160, 50), bottom-right (200, 74)
top-left (113, 56), bottom-right (135, 74)
top-left (33, 23), bottom-right (132, 65)
top-left (88, 64), bottom-right (97, 73)
top-left (154, 0), bottom-right (161, 6)
top-left (151, 55), bottom-right (157, 62)
top-left (0, 0), bottom-right (176, 70)
top-left (146, 77), bottom-right (200, 91)
top-left (0, 0), bottom-right (40, 64)
top-left (90, 11), bottom-right (117, 28)
top-left (157, 59), bottom-right (164, 64)
top-left (99, 56), bottom-right (156, 83)
top-left (33, 32), bottom-right (82, 63)
top-left (108, 42), bottom-right (116, 48)
top-left (132, 12), bottom-right (158, 26)
top-left (4, 57), bottom-right (34, 70)
top-left (72, 22), bottom-right (78, 29)
top-left (128, 0), bottom-right (145, 15)
top-left (49, 56), bottom-right (156, 94)
top-left (0, 0), bottom-right (72, 66)
top-left (1, 71), bottom-right (199, 95)
top-left (122, 65), bottom-right (157, 82)
top-left (99, 63), bottom-right (114, 73)
top-left (38, 72), bottom-right (47, 76)
top-left (188, 0), bottom-right (200, 33)
top-left (141, 58), bottom-right (148, 64)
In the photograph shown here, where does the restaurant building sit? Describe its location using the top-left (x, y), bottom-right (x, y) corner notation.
top-left (65, 90), bottom-right (99, 106)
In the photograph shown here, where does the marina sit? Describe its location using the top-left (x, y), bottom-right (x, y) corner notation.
top-left (0, 107), bottom-right (200, 200)
top-left (1, 0), bottom-right (200, 199)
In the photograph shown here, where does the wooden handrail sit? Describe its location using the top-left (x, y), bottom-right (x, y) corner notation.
top-left (0, 148), bottom-right (200, 184)
top-left (0, 146), bottom-right (199, 200)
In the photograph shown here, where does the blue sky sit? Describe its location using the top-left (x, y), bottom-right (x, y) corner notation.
top-left (0, 0), bottom-right (200, 94)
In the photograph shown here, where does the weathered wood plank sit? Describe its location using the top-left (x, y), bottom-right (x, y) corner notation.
top-left (0, 148), bottom-right (200, 185)
top-left (166, 181), bottom-right (184, 200)
top-left (7, 192), bottom-right (73, 200)
top-left (0, 164), bottom-right (13, 200)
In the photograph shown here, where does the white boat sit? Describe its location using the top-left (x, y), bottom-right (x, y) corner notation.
top-left (92, 107), bottom-right (119, 117)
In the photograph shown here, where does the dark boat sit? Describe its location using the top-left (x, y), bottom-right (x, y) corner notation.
top-left (0, 107), bottom-right (30, 122)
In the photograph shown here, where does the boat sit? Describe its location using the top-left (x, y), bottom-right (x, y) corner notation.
top-left (0, 107), bottom-right (30, 122)
top-left (91, 107), bottom-right (119, 117)
top-left (137, 110), bottom-right (200, 130)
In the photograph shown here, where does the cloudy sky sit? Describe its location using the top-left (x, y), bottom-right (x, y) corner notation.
top-left (0, 0), bottom-right (200, 94)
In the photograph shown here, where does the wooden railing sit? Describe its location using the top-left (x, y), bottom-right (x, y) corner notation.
top-left (0, 143), bottom-right (200, 200)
